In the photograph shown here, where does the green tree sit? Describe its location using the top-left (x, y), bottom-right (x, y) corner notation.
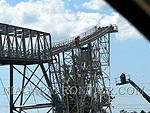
top-left (140, 110), bottom-right (146, 113)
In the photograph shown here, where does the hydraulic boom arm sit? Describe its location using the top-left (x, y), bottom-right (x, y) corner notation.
top-left (128, 79), bottom-right (150, 103)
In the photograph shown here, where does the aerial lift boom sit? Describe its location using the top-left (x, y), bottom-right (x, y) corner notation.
top-left (116, 73), bottom-right (150, 103)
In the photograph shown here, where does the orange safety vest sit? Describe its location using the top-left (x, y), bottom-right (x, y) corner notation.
top-left (75, 37), bottom-right (78, 40)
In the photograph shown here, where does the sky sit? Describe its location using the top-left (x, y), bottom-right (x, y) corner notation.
top-left (0, 0), bottom-right (150, 112)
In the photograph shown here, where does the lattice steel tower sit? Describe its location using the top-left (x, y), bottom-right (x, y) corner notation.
top-left (0, 23), bottom-right (118, 113)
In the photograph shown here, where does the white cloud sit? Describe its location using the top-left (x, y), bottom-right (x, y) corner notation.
top-left (0, 0), bottom-right (143, 42)
top-left (0, 0), bottom-right (103, 41)
top-left (81, 0), bottom-right (112, 11)
top-left (68, 0), bottom-right (71, 2)
top-left (0, 0), bottom-right (72, 41)
top-left (99, 12), bottom-right (143, 40)
top-left (74, 4), bottom-right (79, 9)
top-left (0, 0), bottom-right (6, 5)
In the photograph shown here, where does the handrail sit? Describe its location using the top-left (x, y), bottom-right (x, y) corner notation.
top-left (51, 24), bottom-right (118, 51)
top-left (52, 26), bottom-right (97, 49)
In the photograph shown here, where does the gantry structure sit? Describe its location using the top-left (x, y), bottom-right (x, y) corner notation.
top-left (0, 23), bottom-right (118, 113)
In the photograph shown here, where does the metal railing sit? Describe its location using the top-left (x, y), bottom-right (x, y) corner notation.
top-left (115, 75), bottom-right (130, 85)
top-left (52, 26), bottom-right (97, 49)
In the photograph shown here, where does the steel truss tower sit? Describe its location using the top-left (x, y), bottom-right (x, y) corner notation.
top-left (0, 23), bottom-right (118, 113)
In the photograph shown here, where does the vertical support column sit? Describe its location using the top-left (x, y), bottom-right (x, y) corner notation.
top-left (58, 54), bottom-right (61, 87)
top-left (58, 53), bottom-right (66, 109)
top-left (88, 43), bottom-right (94, 104)
top-left (108, 33), bottom-right (110, 103)
top-left (10, 64), bottom-right (13, 113)
top-left (15, 28), bottom-right (19, 58)
top-left (22, 29), bottom-right (26, 59)
top-left (49, 34), bottom-right (52, 49)
top-left (43, 35), bottom-right (47, 60)
top-left (0, 34), bottom-right (2, 57)
top-left (37, 32), bottom-right (41, 60)
top-left (96, 38), bottom-right (103, 113)
top-left (40, 63), bottom-right (54, 93)
top-left (7, 26), bottom-right (11, 58)
top-left (62, 52), bottom-right (70, 113)
top-left (40, 63), bottom-right (62, 113)
top-left (77, 46), bottom-right (84, 104)
top-left (30, 30), bottom-right (34, 59)
top-left (48, 34), bottom-right (52, 57)
top-left (48, 62), bottom-right (51, 85)
top-left (11, 28), bottom-right (14, 57)
top-left (100, 36), bottom-right (107, 96)
top-left (19, 65), bottom-right (26, 113)
top-left (72, 49), bottom-right (79, 113)
top-left (108, 33), bottom-right (112, 113)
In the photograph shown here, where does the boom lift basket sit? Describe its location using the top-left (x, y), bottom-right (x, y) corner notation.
top-left (115, 75), bottom-right (130, 85)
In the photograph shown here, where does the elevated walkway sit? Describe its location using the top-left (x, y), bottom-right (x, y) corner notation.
top-left (0, 23), bottom-right (51, 65)
top-left (51, 24), bottom-right (118, 56)
top-left (0, 23), bottom-right (118, 65)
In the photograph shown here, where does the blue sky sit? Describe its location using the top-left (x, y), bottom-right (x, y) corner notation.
top-left (0, 0), bottom-right (150, 112)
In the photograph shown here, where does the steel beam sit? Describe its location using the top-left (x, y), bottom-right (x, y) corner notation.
top-left (10, 64), bottom-right (13, 113)
top-left (40, 62), bottom-right (62, 113)
top-left (19, 65), bottom-right (26, 113)
top-left (72, 49), bottom-right (79, 113)
top-left (13, 65), bottom-right (40, 105)
top-left (15, 103), bottom-right (53, 110)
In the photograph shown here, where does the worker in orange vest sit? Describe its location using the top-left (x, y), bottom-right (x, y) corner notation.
top-left (75, 36), bottom-right (80, 46)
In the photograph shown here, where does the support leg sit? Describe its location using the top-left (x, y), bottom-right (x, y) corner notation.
top-left (40, 62), bottom-right (62, 113)
top-left (19, 65), bottom-right (26, 113)
top-left (10, 64), bottom-right (13, 113)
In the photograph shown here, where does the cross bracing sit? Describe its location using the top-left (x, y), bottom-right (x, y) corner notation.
top-left (0, 23), bottom-right (118, 113)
